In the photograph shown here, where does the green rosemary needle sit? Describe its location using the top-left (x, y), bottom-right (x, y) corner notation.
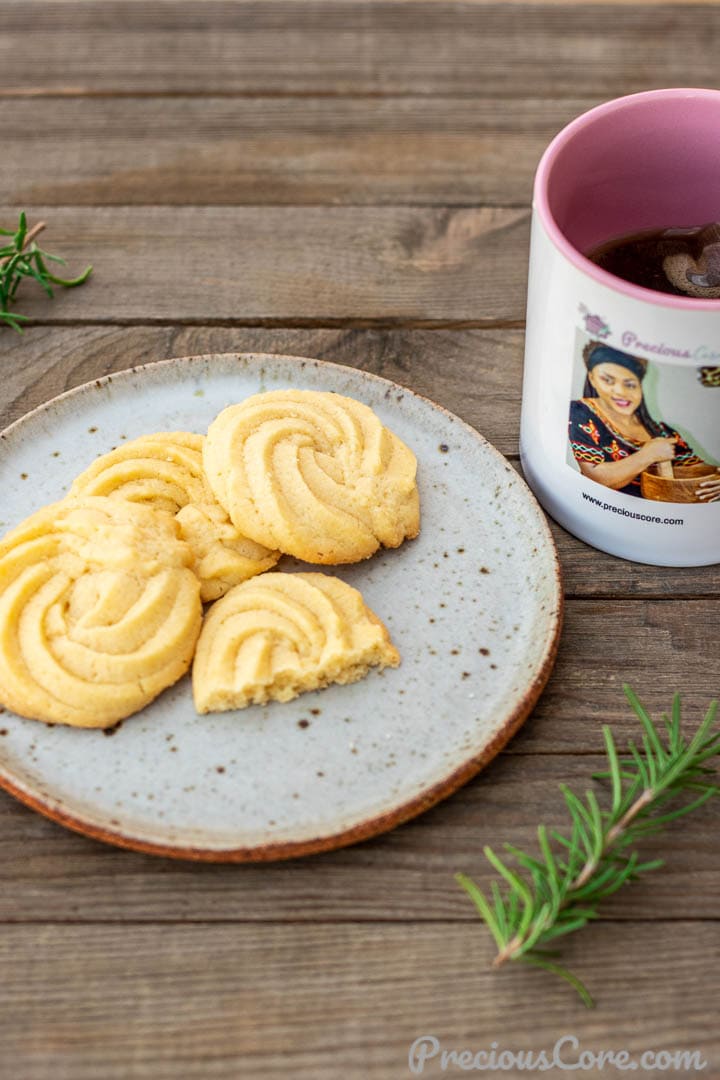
top-left (456, 686), bottom-right (720, 1007)
top-left (0, 212), bottom-right (93, 332)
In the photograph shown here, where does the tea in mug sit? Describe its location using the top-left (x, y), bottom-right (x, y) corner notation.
top-left (587, 222), bottom-right (720, 299)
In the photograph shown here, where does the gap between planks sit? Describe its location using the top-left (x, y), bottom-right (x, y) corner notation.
top-left (564, 593), bottom-right (720, 602)
top-left (0, 915), bottom-right (715, 925)
top-left (0, 89), bottom-right (648, 101)
top-left (6, 318), bottom-right (528, 330)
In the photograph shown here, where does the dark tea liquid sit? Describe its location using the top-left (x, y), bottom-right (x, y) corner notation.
top-left (587, 222), bottom-right (720, 298)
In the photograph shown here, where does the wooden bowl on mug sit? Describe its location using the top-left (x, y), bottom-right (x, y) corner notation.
top-left (640, 462), bottom-right (718, 503)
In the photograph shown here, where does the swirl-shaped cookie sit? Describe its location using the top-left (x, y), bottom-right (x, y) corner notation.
top-left (0, 497), bottom-right (202, 728)
top-left (69, 431), bottom-right (209, 514)
top-left (203, 390), bottom-right (420, 563)
top-left (69, 432), bottom-right (280, 601)
top-left (192, 572), bottom-right (400, 713)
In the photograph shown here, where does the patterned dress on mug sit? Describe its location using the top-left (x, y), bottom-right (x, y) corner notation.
top-left (568, 399), bottom-right (703, 497)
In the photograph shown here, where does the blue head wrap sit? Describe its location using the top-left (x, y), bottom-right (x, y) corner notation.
top-left (584, 343), bottom-right (647, 381)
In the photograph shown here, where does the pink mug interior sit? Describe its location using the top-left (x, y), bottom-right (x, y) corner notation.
top-left (535, 89), bottom-right (720, 308)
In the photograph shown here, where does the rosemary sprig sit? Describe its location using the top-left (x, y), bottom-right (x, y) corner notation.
top-left (456, 686), bottom-right (720, 1007)
top-left (0, 212), bottom-right (92, 332)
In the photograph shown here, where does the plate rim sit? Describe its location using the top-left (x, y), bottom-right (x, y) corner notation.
top-left (0, 352), bottom-right (564, 861)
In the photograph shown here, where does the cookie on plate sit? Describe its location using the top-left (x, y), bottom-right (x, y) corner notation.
top-left (69, 431), bottom-right (280, 601)
top-left (69, 431), bottom-right (209, 514)
top-left (203, 390), bottom-right (420, 564)
top-left (175, 501), bottom-right (279, 603)
top-left (192, 571), bottom-right (400, 713)
top-left (0, 496), bottom-right (203, 728)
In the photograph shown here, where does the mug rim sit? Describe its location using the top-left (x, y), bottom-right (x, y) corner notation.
top-left (534, 87), bottom-right (720, 312)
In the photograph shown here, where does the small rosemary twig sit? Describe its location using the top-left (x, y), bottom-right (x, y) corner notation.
top-left (0, 211), bottom-right (92, 332)
top-left (456, 686), bottom-right (720, 1007)
top-left (0, 219), bottom-right (46, 265)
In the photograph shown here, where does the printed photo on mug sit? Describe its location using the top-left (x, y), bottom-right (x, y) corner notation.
top-left (567, 332), bottom-right (720, 504)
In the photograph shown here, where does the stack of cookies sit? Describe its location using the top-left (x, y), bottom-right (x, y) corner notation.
top-left (0, 390), bottom-right (420, 728)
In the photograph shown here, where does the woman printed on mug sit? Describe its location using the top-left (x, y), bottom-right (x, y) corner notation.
top-left (568, 342), bottom-right (720, 500)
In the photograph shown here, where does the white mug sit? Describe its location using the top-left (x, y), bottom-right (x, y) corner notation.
top-left (521, 88), bottom-right (720, 566)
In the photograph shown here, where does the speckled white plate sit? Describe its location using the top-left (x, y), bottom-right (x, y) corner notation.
top-left (0, 354), bottom-right (562, 860)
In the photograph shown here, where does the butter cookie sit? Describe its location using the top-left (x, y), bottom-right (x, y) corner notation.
top-left (203, 391), bottom-right (420, 563)
top-left (70, 432), bottom-right (279, 601)
top-left (0, 497), bottom-right (202, 727)
top-left (192, 572), bottom-right (399, 713)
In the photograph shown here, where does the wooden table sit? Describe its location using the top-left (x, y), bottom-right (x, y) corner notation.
top-left (2, 4), bottom-right (719, 1078)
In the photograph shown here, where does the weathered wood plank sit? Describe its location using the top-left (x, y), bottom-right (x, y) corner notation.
top-left (0, 96), bottom-right (592, 207)
top-left (1, 325), bottom-right (717, 598)
top-left (0, 921), bottom-right (716, 1080)
top-left (0, 749), bottom-right (717, 922)
top-left (532, 598), bottom-right (720, 752)
top-left (0, 205), bottom-right (530, 323)
top-left (0, 325), bottom-right (525, 445)
top-left (6, 2), bottom-right (720, 97)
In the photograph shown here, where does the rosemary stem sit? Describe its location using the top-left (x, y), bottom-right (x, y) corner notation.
top-left (571, 788), bottom-right (654, 890)
top-left (494, 787), bottom-right (655, 966)
top-left (461, 694), bottom-right (720, 1004)
top-left (493, 936), bottom-right (524, 968)
top-left (22, 221), bottom-right (46, 249)
top-left (0, 220), bottom-right (46, 269)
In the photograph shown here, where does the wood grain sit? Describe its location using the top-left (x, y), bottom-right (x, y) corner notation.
top-left (0, 205), bottom-right (530, 323)
top-left (0, 750), bottom-right (717, 922)
top-left (531, 599), bottom-right (720, 751)
top-left (0, 922), bottom-right (716, 1080)
top-left (3, 8), bottom-right (719, 1075)
top-left (1, 325), bottom-right (718, 599)
top-left (0, 96), bottom-right (592, 207)
top-left (0, 325), bottom-right (526, 442)
top-left (6, 2), bottom-right (720, 97)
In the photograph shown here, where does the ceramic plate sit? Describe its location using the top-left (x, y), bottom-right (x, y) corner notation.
top-left (0, 354), bottom-right (562, 860)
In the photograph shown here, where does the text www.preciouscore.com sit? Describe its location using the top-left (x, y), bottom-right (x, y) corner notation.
top-left (581, 490), bottom-right (684, 526)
